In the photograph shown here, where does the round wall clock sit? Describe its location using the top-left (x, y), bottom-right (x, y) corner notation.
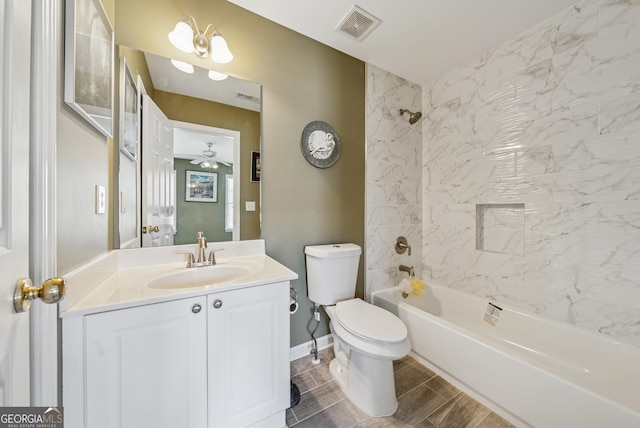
top-left (300, 121), bottom-right (340, 168)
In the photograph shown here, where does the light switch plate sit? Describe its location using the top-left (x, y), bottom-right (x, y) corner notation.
top-left (245, 201), bottom-right (256, 211)
top-left (95, 185), bottom-right (106, 214)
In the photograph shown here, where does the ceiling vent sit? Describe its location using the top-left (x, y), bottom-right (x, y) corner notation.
top-left (235, 92), bottom-right (260, 103)
top-left (337, 6), bottom-right (381, 42)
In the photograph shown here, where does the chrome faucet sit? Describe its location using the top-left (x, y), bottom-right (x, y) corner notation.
top-left (196, 232), bottom-right (207, 264)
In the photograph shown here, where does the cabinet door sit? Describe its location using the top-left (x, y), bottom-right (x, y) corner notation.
top-left (85, 297), bottom-right (208, 428)
top-left (208, 282), bottom-right (289, 428)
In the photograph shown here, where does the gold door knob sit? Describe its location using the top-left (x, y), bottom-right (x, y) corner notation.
top-left (14, 277), bottom-right (66, 313)
top-left (142, 225), bottom-right (160, 233)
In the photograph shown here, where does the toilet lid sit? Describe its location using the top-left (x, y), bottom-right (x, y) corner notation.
top-left (335, 299), bottom-right (407, 343)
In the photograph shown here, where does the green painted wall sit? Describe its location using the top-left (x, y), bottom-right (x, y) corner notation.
top-left (174, 159), bottom-right (232, 244)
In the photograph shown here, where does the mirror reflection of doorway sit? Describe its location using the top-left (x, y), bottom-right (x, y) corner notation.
top-left (141, 96), bottom-right (241, 247)
top-left (173, 121), bottom-right (240, 245)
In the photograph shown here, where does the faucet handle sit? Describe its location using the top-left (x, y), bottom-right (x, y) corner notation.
top-left (395, 236), bottom-right (412, 256)
top-left (177, 252), bottom-right (196, 268)
top-left (208, 248), bottom-right (225, 265)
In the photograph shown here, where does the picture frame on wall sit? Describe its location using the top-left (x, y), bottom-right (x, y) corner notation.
top-left (119, 57), bottom-right (138, 160)
top-left (251, 151), bottom-right (261, 182)
top-left (64, 0), bottom-right (114, 138)
top-left (186, 170), bottom-right (218, 203)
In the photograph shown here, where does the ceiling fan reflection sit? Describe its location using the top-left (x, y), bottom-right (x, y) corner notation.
top-left (190, 142), bottom-right (231, 169)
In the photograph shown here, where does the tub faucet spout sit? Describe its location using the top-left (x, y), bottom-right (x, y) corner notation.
top-left (399, 264), bottom-right (414, 276)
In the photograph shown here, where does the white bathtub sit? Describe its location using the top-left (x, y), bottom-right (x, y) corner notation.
top-left (372, 284), bottom-right (640, 427)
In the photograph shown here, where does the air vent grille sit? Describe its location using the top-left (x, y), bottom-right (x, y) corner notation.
top-left (337, 6), bottom-right (381, 41)
top-left (235, 92), bottom-right (260, 103)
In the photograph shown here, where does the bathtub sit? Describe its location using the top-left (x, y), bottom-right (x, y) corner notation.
top-left (372, 284), bottom-right (640, 427)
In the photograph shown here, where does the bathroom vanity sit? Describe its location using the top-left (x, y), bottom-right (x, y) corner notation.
top-left (60, 240), bottom-right (297, 428)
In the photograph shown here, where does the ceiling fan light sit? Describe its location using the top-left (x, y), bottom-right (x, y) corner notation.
top-left (208, 70), bottom-right (228, 81)
top-left (210, 34), bottom-right (234, 64)
top-left (168, 21), bottom-right (195, 53)
top-left (171, 59), bottom-right (194, 74)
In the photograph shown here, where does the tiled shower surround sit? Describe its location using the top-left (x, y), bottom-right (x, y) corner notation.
top-left (422, 0), bottom-right (640, 346)
top-left (365, 64), bottom-right (422, 300)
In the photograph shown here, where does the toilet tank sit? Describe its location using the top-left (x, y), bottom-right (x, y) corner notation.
top-left (304, 243), bottom-right (361, 305)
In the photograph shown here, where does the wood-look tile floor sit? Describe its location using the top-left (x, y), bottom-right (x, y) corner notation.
top-left (287, 348), bottom-right (515, 428)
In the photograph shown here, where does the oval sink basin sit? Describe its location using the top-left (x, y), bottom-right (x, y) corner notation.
top-left (148, 265), bottom-right (251, 290)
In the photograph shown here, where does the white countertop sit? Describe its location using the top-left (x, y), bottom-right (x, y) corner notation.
top-left (59, 240), bottom-right (298, 318)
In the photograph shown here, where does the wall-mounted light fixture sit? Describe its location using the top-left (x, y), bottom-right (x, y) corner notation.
top-left (168, 16), bottom-right (234, 64)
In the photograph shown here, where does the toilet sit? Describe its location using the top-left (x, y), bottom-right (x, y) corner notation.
top-left (305, 243), bottom-right (410, 417)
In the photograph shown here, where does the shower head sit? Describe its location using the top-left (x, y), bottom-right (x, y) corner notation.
top-left (399, 109), bottom-right (422, 125)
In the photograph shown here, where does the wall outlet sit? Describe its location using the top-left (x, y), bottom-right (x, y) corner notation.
top-left (95, 185), bottom-right (106, 214)
top-left (245, 201), bottom-right (256, 211)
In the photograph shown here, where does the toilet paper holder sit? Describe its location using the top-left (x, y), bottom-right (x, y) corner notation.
top-left (289, 284), bottom-right (298, 314)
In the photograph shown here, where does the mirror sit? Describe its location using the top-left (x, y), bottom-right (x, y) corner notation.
top-left (117, 47), bottom-right (261, 248)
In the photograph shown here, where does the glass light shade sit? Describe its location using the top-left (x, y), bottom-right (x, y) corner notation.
top-left (210, 34), bottom-right (234, 64)
top-left (208, 70), bottom-right (229, 81)
top-left (170, 60), bottom-right (194, 74)
top-left (168, 21), bottom-right (195, 53)
top-left (201, 159), bottom-right (218, 169)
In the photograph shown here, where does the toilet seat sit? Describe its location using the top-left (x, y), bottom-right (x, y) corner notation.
top-left (334, 298), bottom-right (407, 343)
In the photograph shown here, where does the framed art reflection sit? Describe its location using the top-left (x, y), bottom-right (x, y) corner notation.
top-left (120, 57), bottom-right (138, 160)
top-left (64, 0), bottom-right (114, 138)
top-left (186, 170), bottom-right (218, 203)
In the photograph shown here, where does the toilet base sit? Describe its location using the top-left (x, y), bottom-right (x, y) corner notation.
top-left (329, 351), bottom-right (398, 417)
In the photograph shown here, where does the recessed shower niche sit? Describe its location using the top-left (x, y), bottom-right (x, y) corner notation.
top-left (476, 204), bottom-right (525, 256)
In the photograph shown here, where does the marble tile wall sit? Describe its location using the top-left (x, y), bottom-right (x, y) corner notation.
top-left (422, 0), bottom-right (640, 346)
top-left (365, 64), bottom-right (422, 300)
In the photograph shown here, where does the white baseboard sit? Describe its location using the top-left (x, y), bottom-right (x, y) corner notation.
top-left (289, 334), bottom-right (333, 361)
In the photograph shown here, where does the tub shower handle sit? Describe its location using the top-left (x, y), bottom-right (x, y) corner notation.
top-left (395, 236), bottom-right (411, 256)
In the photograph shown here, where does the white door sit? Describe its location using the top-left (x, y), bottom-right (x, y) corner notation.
top-left (141, 94), bottom-right (175, 247)
top-left (0, 0), bottom-right (32, 405)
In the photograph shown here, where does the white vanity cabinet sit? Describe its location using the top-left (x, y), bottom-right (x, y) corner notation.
top-left (62, 281), bottom-right (290, 428)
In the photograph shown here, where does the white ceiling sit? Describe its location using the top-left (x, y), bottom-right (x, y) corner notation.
top-left (173, 127), bottom-right (235, 164)
top-left (145, 52), bottom-right (261, 112)
top-left (228, 0), bottom-right (578, 84)
top-left (144, 52), bottom-right (260, 161)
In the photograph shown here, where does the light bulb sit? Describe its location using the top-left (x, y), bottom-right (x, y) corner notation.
top-left (210, 34), bottom-right (234, 64)
top-left (170, 60), bottom-right (194, 74)
top-left (168, 21), bottom-right (195, 53)
top-left (208, 70), bottom-right (228, 81)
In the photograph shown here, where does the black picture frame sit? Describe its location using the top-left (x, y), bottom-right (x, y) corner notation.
top-left (251, 151), bottom-right (261, 182)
